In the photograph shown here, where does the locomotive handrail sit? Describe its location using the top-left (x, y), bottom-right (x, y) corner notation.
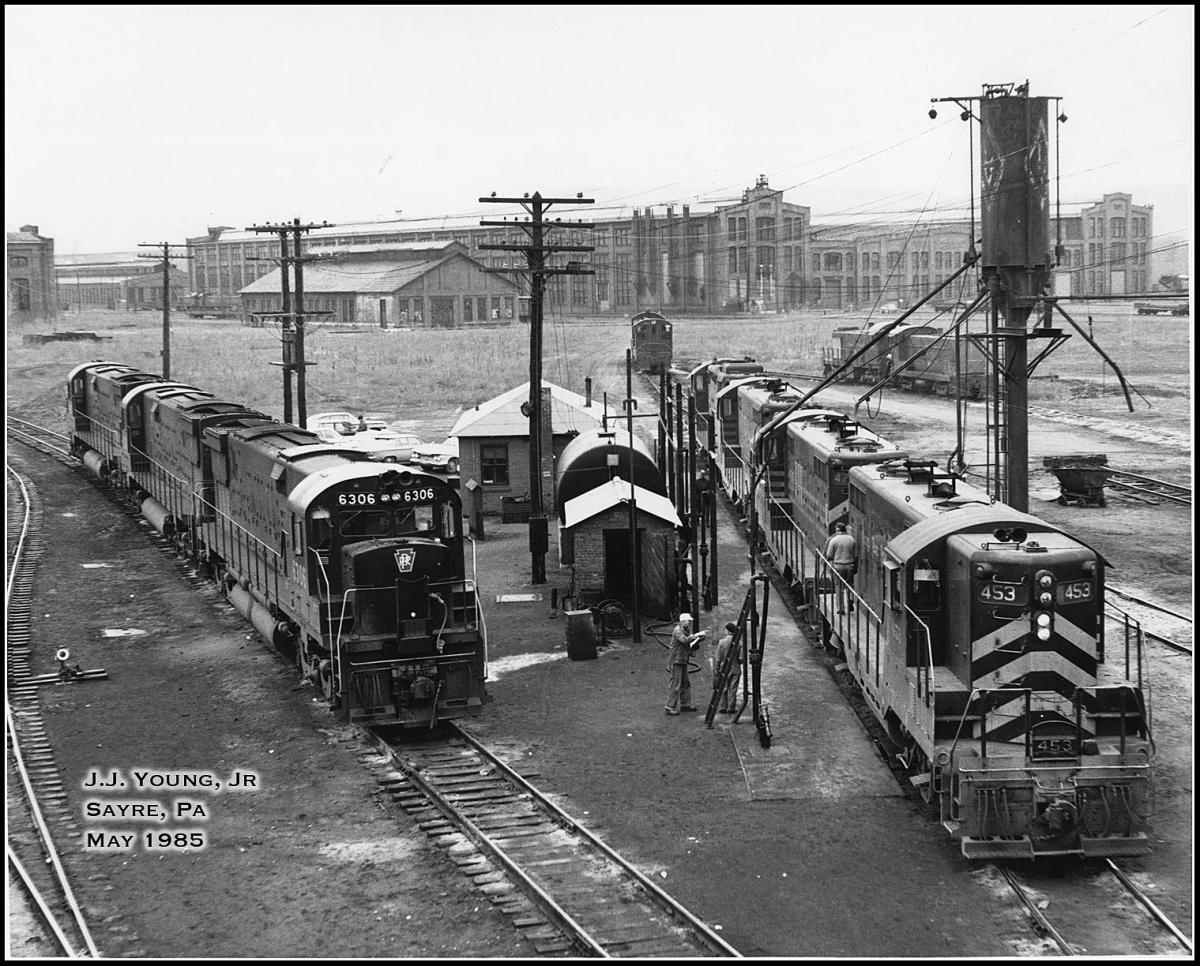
top-left (905, 606), bottom-right (937, 711)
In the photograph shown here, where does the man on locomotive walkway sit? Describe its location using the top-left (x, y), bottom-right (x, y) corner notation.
top-left (665, 612), bottom-right (705, 715)
top-left (824, 521), bottom-right (858, 614)
top-left (714, 621), bottom-right (741, 714)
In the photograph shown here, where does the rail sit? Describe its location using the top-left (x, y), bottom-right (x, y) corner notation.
top-left (453, 724), bottom-right (741, 957)
top-left (1106, 470), bottom-right (1191, 506)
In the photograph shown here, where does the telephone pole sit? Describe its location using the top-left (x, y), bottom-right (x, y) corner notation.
top-left (245, 218), bottom-right (333, 427)
top-left (137, 242), bottom-right (192, 379)
top-left (479, 191), bottom-right (595, 584)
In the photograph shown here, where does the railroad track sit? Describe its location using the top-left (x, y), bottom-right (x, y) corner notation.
top-left (6, 464), bottom-right (101, 958)
top-left (366, 723), bottom-right (739, 958)
top-left (1106, 592), bottom-right (1192, 657)
top-left (1000, 860), bottom-right (1192, 956)
top-left (1106, 470), bottom-right (1192, 506)
top-left (7, 415), bottom-right (73, 461)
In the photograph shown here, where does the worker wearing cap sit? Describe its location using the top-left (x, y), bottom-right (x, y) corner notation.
top-left (665, 612), bottom-right (705, 715)
top-left (825, 521), bottom-right (858, 613)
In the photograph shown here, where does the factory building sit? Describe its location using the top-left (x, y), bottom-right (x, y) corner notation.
top-left (7, 224), bottom-right (57, 322)
top-left (186, 183), bottom-right (1158, 317)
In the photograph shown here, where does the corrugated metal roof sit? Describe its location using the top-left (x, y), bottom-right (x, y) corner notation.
top-left (451, 381), bottom-right (616, 438)
top-left (57, 275), bottom-right (140, 286)
top-left (55, 251), bottom-right (142, 266)
top-left (240, 253), bottom-right (513, 296)
top-left (7, 231), bottom-right (46, 244)
top-left (563, 477), bottom-right (682, 529)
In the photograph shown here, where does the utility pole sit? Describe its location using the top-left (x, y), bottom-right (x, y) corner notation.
top-left (245, 218), bottom-right (333, 427)
top-left (479, 191), bottom-right (595, 584)
top-left (137, 242), bottom-right (192, 378)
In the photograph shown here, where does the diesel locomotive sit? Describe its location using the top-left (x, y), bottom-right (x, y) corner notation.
top-left (630, 310), bottom-right (673, 374)
top-left (66, 361), bottom-right (489, 727)
top-left (684, 361), bottom-right (1155, 859)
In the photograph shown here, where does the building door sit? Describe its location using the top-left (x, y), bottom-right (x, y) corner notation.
top-left (379, 299), bottom-right (388, 328)
top-left (603, 527), bottom-right (643, 601)
top-left (431, 296), bottom-right (455, 327)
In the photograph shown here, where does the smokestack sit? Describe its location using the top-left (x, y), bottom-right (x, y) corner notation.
top-left (585, 377), bottom-right (593, 407)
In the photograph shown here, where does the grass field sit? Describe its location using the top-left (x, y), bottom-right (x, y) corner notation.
top-left (7, 303), bottom-right (1191, 439)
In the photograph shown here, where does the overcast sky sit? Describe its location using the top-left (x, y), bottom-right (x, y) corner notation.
top-left (5, 4), bottom-right (1194, 254)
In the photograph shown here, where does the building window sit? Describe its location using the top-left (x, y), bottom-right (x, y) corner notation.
top-left (729, 248), bottom-right (739, 274)
top-left (756, 218), bottom-right (776, 241)
top-left (463, 297), bottom-right (473, 323)
top-left (824, 253), bottom-right (842, 272)
top-left (1111, 242), bottom-right (1126, 266)
top-left (812, 253), bottom-right (821, 273)
top-left (613, 254), bottom-right (631, 304)
top-left (614, 227), bottom-right (630, 246)
top-left (887, 251), bottom-right (901, 270)
top-left (1111, 217), bottom-right (1126, 238)
top-left (572, 274), bottom-right (587, 305)
top-left (12, 277), bottom-right (31, 310)
top-left (481, 444), bottom-right (509, 486)
top-left (10, 255), bottom-right (29, 267)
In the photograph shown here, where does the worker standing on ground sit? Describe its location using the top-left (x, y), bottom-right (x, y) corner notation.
top-left (665, 612), bottom-right (705, 715)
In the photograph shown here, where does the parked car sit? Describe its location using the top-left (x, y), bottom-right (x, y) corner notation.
top-left (308, 413), bottom-right (420, 463)
top-left (410, 437), bottom-right (460, 474)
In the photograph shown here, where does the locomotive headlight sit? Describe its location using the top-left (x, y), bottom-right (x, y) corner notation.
top-left (1035, 611), bottom-right (1053, 640)
top-left (1038, 574), bottom-right (1053, 589)
top-left (1039, 591), bottom-right (1053, 606)
top-left (1036, 613), bottom-right (1051, 628)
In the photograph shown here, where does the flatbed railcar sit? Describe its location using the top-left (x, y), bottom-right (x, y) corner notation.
top-left (66, 361), bottom-right (489, 727)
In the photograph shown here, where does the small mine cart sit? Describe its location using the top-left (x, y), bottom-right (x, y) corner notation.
top-left (1043, 454), bottom-right (1110, 508)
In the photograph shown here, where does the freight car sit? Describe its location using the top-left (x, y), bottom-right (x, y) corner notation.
top-left (824, 322), bottom-right (987, 398)
top-left (697, 371), bottom-right (1154, 858)
top-left (66, 361), bottom-right (489, 727)
top-left (630, 310), bottom-right (673, 374)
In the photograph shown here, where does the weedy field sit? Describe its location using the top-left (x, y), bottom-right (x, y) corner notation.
top-left (7, 303), bottom-right (1190, 440)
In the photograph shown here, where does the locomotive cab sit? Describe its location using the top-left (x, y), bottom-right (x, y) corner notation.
top-left (293, 467), bottom-right (487, 724)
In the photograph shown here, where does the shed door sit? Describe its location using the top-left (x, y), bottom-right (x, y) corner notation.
top-left (640, 530), bottom-right (672, 619)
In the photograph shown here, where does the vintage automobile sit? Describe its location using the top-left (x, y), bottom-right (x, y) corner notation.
top-left (410, 437), bottom-right (460, 474)
top-left (309, 412), bottom-right (420, 463)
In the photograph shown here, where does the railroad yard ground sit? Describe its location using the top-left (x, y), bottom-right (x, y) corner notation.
top-left (5, 305), bottom-right (1193, 957)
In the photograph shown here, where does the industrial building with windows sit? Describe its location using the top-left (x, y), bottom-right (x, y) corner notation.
top-left (7, 225), bottom-right (57, 323)
top-left (177, 179), bottom-right (1156, 320)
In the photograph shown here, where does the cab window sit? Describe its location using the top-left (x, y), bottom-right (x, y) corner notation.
top-left (339, 510), bottom-right (392, 537)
